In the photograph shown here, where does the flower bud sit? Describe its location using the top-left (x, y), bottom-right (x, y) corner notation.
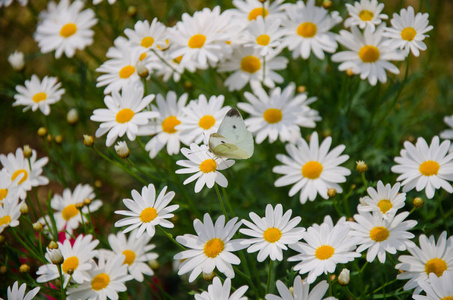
top-left (297, 85), bottom-right (306, 93)
top-left (356, 161), bottom-right (368, 173)
top-left (0, 266), bottom-right (7, 274)
top-left (95, 180), bottom-right (102, 188)
top-left (338, 268), bottom-right (350, 286)
top-left (75, 202), bottom-right (84, 210)
top-left (19, 264), bottom-right (30, 273)
top-left (48, 248), bottom-right (64, 265)
top-left (55, 135), bottom-right (63, 144)
top-left (148, 259), bottom-right (159, 270)
top-left (127, 5), bottom-right (137, 17)
top-left (327, 188), bottom-right (337, 198)
top-left (322, 0), bottom-right (332, 8)
top-left (413, 197), bottom-right (424, 208)
top-left (20, 203), bottom-right (29, 215)
top-left (346, 68), bottom-right (355, 77)
top-left (37, 127), bottom-right (47, 137)
top-left (0, 235), bottom-right (5, 245)
top-left (202, 271), bottom-right (215, 282)
top-left (33, 222), bottom-right (43, 232)
top-left (48, 241), bottom-right (58, 249)
top-left (23, 145), bottom-right (32, 158)
top-left (83, 198), bottom-right (92, 206)
top-left (8, 51), bottom-right (25, 71)
top-left (136, 61), bottom-right (149, 78)
top-left (83, 135), bottom-right (94, 147)
top-left (66, 268), bottom-right (74, 275)
top-left (67, 108), bottom-right (79, 125)
top-left (115, 141), bottom-right (130, 158)
top-left (46, 134), bottom-right (52, 142)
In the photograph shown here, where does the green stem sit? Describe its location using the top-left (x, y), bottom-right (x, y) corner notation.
top-left (57, 264), bottom-right (66, 300)
top-left (233, 266), bottom-right (260, 298)
top-left (327, 272), bottom-right (333, 297)
top-left (215, 184), bottom-right (229, 220)
top-left (265, 259), bottom-right (273, 295)
top-left (221, 187), bottom-right (235, 218)
top-left (158, 226), bottom-right (185, 251)
top-left (361, 172), bottom-right (368, 189)
top-left (437, 195), bottom-right (450, 235)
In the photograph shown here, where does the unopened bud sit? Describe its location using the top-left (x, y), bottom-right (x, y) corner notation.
top-left (0, 235), bottom-right (5, 245)
top-left (322, 0), bottom-right (332, 8)
top-left (83, 198), bottom-right (92, 206)
top-left (47, 247), bottom-right (64, 265)
top-left (327, 188), bottom-right (337, 198)
top-left (8, 51), bottom-right (25, 72)
top-left (338, 268), bottom-right (350, 286)
top-left (413, 197), bottom-right (424, 208)
top-left (46, 134), bottom-right (52, 142)
top-left (346, 68), bottom-right (354, 77)
top-left (19, 203), bottom-right (29, 215)
top-left (94, 180), bottom-right (102, 188)
top-left (83, 135), bottom-right (94, 147)
top-left (19, 264), bottom-right (30, 273)
top-left (297, 85), bottom-right (306, 93)
top-left (183, 80), bottom-right (193, 90)
top-left (289, 286), bottom-right (294, 296)
top-left (347, 217), bottom-right (354, 222)
top-left (48, 241), bottom-right (58, 249)
top-left (330, 274), bottom-right (336, 281)
top-left (37, 127), bottom-right (47, 137)
top-left (75, 202), bottom-right (84, 210)
top-left (359, 197), bottom-right (367, 206)
top-left (55, 135), bottom-right (63, 144)
top-left (127, 6), bottom-right (137, 17)
top-left (115, 141), bottom-right (130, 158)
top-left (356, 161), bottom-right (368, 173)
top-left (148, 259), bottom-right (160, 270)
top-left (202, 271), bottom-right (215, 282)
top-left (66, 268), bottom-right (74, 275)
top-left (67, 108), bottom-right (79, 125)
top-left (351, 184), bottom-right (357, 190)
top-left (0, 266), bottom-right (6, 274)
top-left (136, 61), bottom-right (149, 78)
top-left (33, 222), bottom-right (43, 232)
top-left (23, 145), bottom-right (32, 158)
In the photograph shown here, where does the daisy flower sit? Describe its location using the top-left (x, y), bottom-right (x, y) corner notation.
top-left (138, 91), bottom-right (192, 158)
top-left (230, 0), bottom-right (286, 25)
top-left (265, 276), bottom-right (333, 300)
top-left (391, 136), bottom-right (453, 199)
top-left (36, 234), bottom-right (99, 287)
top-left (4, 282), bottom-right (40, 300)
top-left (288, 216), bottom-right (360, 283)
top-left (440, 115), bottom-right (453, 152)
top-left (174, 213), bottom-right (246, 282)
top-left (90, 82), bottom-right (158, 147)
top-left (8, 50), bottom-right (25, 71)
top-left (344, 0), bottom-right (388, 31)
top-left (244, 16), bottom-right (285, 56)
top-left (357, 181), bottom-right (406, 218)
top-left (176, 144), bottom-right (235, 193)
top-left (195, 277), bottom-right (248, 300)
top-left (0, 148), bottom-right (49, 200)
top-left (13, 75), bottom-right (64, 116)
top-left (383, 6), bottom-right (433, 57)
top-left (0, 199), bottom-right (22, 234)
top-left (0, 168), bottom-right (20, 205)
top-left (413, 272), bottom-right (453, 300)
top-left (0, 0), bottom-right (27, 7)
top-left (240, 203), bottom-right (305, 262)
top-left (280, 0), bottom-right (342, 60)
top-left (92, 0), bottom-right (116, 4)
top-left (218, 46), bottom-right (288, 91)
top-left (332, 25), bottom-right (405, 86)
top-left (349, 210), bottom-right (417, 263)
top-left (66, 254), bottom-right (133, 300)
top-left (177, 94), bottom-right (231, 144)
top-left (396, 231), bottom-right (453, 294)
top-left (124, 18), bottom-right (168, 52)
top-left (273, 132), bottom-right (351, 204)
top-left (153, 50), bottom-right (197, 82)
top-left (50, 184), bottom-right (102, 235)
top-left (238, 82), bottom-right (320, 144)
top-left (115, 184), bottom-right (179, 239)
top-left (107, 230), bottom-right (158, 282)
top-left (34, 0), bottom-right (97, 58)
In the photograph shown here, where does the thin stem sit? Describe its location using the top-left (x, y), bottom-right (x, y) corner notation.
top-left (327, 273), bottom-right (333, 297)
top-left (265, 259), bottom-right (273, 295)
top-left (233, 266), bottom-right (260, 298)
top-left (361, 172), bottom-right (368, 189)
top-left (437, 195), bottom-right (450, 235)
top-left (215, 184), bottom-right (229, 221)
top-left (158, 226), bottom-right (185, 251)
top-left (57, 264), bottom-right (66, 300)
top-left (222, 187), bottom-right (235, 218)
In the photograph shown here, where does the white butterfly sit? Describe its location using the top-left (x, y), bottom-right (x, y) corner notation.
top-left (208, 108), bottom-right (254, 159)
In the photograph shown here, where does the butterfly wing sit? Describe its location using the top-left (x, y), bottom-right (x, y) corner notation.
top-left (209, 133), bottom-right (252, 159)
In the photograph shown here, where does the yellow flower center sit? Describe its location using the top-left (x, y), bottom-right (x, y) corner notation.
top-left (0, 215), bottom-right (12, 227)
top-left (119, 65), bottom-right (136, 79)
top-left (359, 45), bottom-right (380, 63)
top-left (199, 159), bottom-right (217, 173)
top-left (188, 34), bottom-right (206, 48)
top-left (198, 115), bottom-right (216, 130)
top-left (139, 207), bottom-right (157, 223)
top-left (204, 238), bottom-right (224, 258)
top-left (377, 199), bottom-right (393, 214)
top-left (162, 116), bottom-right (181, 134)
top-left (263, 227), bottom-right (282, 243)
top-left (263, 108), bottom-right (282, 124)
top-left (11, 169), bottom-right (28, 185)
top-left (297, 22), bottom-right (317, 38)
top-left (60, 23), bottom-right (77, 38)
top-left (400, 27), bottom-right (417, 41)
top-left (419, 160), bottom-right (440, 176)
top-left (0, 189), bottom-right (8, 201)
top-left (359, 10), bottom-right (374, 21)
top-left (141, 36), bottom-right (155, 48)
top-left (139, 52), bottom-right (147, 61)
top-left (32, 92), bottom-right (47, 103)
top-left (62, 256), bottom-right (79, 274)
top-left (122, 250), bottom-right (136, 265)
top-left (115, 108), bottom-right (135, 124)
top-left (91, 273), bottom-right (110, 291)
top-left (302, 161), bottom-right (323, 179)
top-left (248, 7), bottom-right (268, 21)
top-left (315, 245), bottom-right (335, 260)
top-left (256, 34), bottom-right (270, 46)
top-left (425, 258), bottom-right (447, 277)
top-left (241, 55), bottom-right (261, 73)
top-left (369, 226), bottom-right (389, 242)
top-left (174, 55), bottom-right (183, 64)
top-left (441, 297), bottom-right (453, 300)
top-left (62, 204), bottom-right (79, 221)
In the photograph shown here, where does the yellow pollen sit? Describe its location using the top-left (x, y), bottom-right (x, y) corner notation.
top-left (122, 250), bottom-right (136, 265)
top-left (139, 207), bottom-right (157, 223)
top-left (401, 27), bottom-right (417, 41)
top-left (32, 92), bottom-right (47, 103)
top-left (141, 36), bottom-right (155, 48)
top-left (263, 227), bottom-right (282, 243)
top-left (377, 199), bottom-right (393, 214)
top-left (198, 115), bottom-right (216, 130)
top-left (370, 226), bottom-right (389, 242)
top-left (441, 297), bottom-right (453, 300)
top-left (11, 169), bottom-right (28, 185)
top-left (225, 41), bottom-right (231, 45)
top-left (62, 256), bottom-right (79, 274)
top-left (359, 45), bottom-right (380, 63)
top-left (0, 189), bottom-right (8, 201)
top-left (199, 159), bottom-right (217, 173)
top-left (162, 116), bottom-right (181, 134)
top-left (60, 23), bottom-right (77, 38)
top-left (204, 238), bottom-right (224, 258)
top-left (302, 161), bottom-right (323, 179)
top-left (91, 273), bottom-right (110, 291)
top-left (241, 55), bottom-right (261, 73)
top-left (359, 10), bottom-right (374, 21)
top-left (62, 204), bottom-right (79, 221)
top-left (188, 34), bottom-right (206, 48)
top-left (0, 215), bottom-right (11, 227)
top-left (115, 108), bottom-right (135, 124)
top-left (119, 65), bottom-right (135, 79)
top-left (263, 108), bottom-right (282, 124)
top-left (248, 7), bottom-right (268, 21)
top-left (297, 22), bottom-right (317, 38)
top-left (174, 55), bottom-right (183, 64)
top-left (256, 34), bottom-right (270, 46)
top-left (425, 258), bottom-right (447, 277)
top-left (419, 160), bottom-right (440, 176)
top-left (139, 52), bottom-right (147, 61)
top-left (315, 245), bottom-right (335, 260)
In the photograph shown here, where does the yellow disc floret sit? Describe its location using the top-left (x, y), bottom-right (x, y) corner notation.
top-left (60, 23), bottom-right (77, 38)
top-left (140, 207), bottom-right (158, 223)
top-left (241, 56), bottom-right (261, 73)
top-left (263, 108), bottom-right (282, 124)
top-left (204, 238), bottom-right (224, 258)
top-left (359, 45), bottom-right (380, 63)
top-left (297, 22), bottom-right (317, 38)
top-left (302, 161), bottom-right (323, 179)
